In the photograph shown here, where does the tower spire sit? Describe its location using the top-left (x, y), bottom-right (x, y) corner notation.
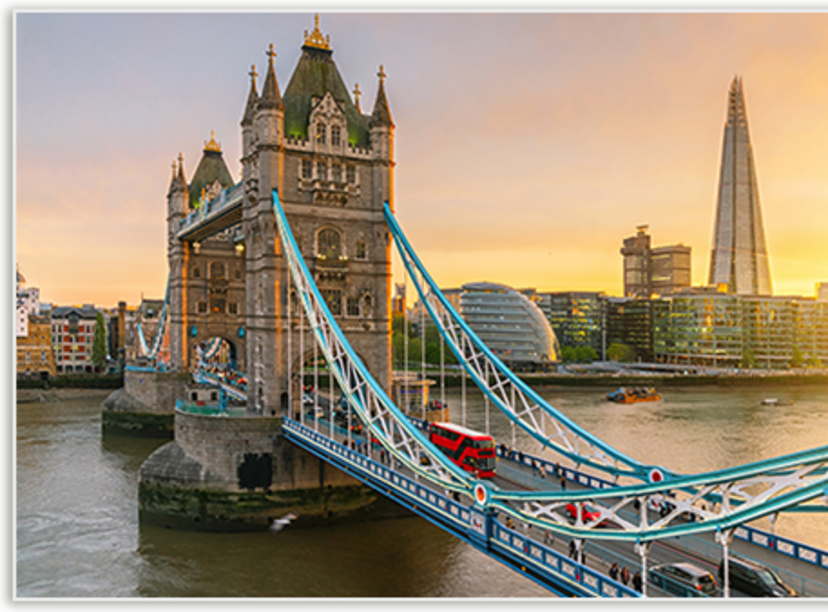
top-left (241, 64), bottom-right (259, 126)
top-left (259, 43), bottom-right (283, 110)
top-left (370, 65), bottom-right (393, 127)
top-left (708, 75), bottom-right (772, 295)
top-left (353, 83), bottom-right (362, 114)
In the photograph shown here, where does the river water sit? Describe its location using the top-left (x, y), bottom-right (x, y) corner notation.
top-left (15, 384), bottom-right (828, 598)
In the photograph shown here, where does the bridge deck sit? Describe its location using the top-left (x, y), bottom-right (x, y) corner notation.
top-left (292, 411), bottom-right (827, 598)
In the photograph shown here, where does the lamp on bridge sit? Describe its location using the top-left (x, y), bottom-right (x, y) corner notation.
top-left (235, 242), bottom-right (245, 257)
top-left (193, 241), bottom-right (201, 254)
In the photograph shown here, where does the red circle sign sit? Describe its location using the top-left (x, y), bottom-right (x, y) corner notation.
top-left (649, 468), bottom-right (664, 483)
top-left (474, 483), bottom-right (489, 506)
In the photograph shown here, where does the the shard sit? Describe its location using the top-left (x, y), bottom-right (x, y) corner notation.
top-left (708, 76), bottom-right (773, 295)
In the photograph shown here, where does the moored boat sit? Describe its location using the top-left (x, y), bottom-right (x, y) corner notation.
top-left (607, 386), bottom-right (661, 404)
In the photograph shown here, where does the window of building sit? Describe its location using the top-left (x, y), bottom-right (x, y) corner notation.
top-left (210, 261), bottom-right (226, 280)
top-left (41, 352), bottom-right (47, 363)
top-left (317, 227), bottom-right (342, 259)
top-left (211, 299), bottom-right (225, 314)
top-left (316, 122), bottom-right (326, 144)
top-left (234, 267), bottom-right (242, 280)
top-left (198, 301), bottom-right (208, 314)
top-left (331, 125), bottom-right (341, 147)
top-left (321, 289), bottom-right (342, 315)
top-left (193, 267), bottom-right (201, 278)
top-left (302, 159), bottom-right (312, 179)
top-left (346, 165), bottom-right (356, 184)
top-left (228, 303), bottom-right (238, 315)
top-left (355, 241), bottom-right (367, 260)
top-left (347, 297), bottom-right (361, 317)
top-left (332, 163), bottom-right (342, 182)
top-left (316, 161), bottom-right (327, 181)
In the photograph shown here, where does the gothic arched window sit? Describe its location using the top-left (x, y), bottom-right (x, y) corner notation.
top-left (331, 125), bottom-right (341, 147)
top-left (316, 122), bottom-right (326, 145)
top-left (317, 227), bottom-right (342, 260)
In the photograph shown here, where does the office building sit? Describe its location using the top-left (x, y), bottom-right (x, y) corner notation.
top-left (708, 76), bottom-right (773, 295)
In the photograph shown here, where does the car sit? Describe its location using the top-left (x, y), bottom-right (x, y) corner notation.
top-left (649, 562), bottom-right (718, 597)
top-left (718, 556), bottom-right (797, 597)
top-left (564, 502), bottom-right (609, 527)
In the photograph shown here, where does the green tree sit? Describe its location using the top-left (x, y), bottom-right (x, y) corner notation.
top-left (574, 346), bottom-right (598, 363)
top-left (560, 345), bottom-right (576, 363)
top-left (740, 346), bottom-right (756, 369)
top-left (606, 342), bottom-right (634, 363)
top-left (808, 354), bottom-right (822, 368)
top-left (790, 346), bottom-right (804, 368)
top-left (92, 311), bottom-right (108, 372)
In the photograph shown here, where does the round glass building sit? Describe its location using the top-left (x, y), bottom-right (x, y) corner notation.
top-left (459, 282), bottom-right (560, 369)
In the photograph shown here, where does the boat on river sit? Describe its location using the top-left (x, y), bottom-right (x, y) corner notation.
top-left (607, 386), bottom-right (661, 404)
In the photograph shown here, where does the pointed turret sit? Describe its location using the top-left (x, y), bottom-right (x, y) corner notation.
top-left (259, 44), bottom-right (283, 110)
top-left (708, 76), bottom-right (772, 295)
top-left (282, 14), bottom-right (369, 147)
top-left (241, 64), bottom-right (259, 126)
top-left (370, 65), bottom-right (393, 128)
top-left (188, 134), bottom-right (234, 209)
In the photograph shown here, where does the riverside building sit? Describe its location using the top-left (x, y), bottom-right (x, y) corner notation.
top-left (458, 282), bottom-right (560, 369)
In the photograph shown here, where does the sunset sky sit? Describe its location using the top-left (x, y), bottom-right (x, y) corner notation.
top-left (14, 10), bottom-right (828, 308)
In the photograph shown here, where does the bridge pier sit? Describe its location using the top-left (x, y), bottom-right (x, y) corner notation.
top-left (101, 368), bottom-right (190, 436)
top-left (137, 404), bottom-right (403, 531)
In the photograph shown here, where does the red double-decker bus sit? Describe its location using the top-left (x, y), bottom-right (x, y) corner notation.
top-left (428, 422), bottom-right (496, 478)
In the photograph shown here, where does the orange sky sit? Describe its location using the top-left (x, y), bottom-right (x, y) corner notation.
top-left (15, 11), bottom-right (828, 307)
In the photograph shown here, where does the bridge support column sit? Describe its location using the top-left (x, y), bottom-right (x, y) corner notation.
top-left (635, 541), bottom-right (651, 597)
top-left (716, 528), bottom-right (735, 598)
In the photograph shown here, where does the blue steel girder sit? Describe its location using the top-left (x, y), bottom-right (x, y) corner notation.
top-left (136, 277), bottom-right (170, 362)
top-left (384, 202), bottom-right (672, 484)
top-left (270, 190), bottom-right (473, 494)
top-left (270, 190), bottom-right (828, 545)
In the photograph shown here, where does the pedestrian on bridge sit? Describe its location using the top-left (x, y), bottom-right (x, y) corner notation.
top-left (539, 463), bottom-right (546, 479)
top-left (560, 476), bottom-right (567, 490)
top-left (620, 566), bottom-right (630, 585)
top-left (632, 572), bottom-right (642, 593)
top-left (544, 530), bottom-right (554, 547)
top-left (568, 539), bottom-right (577, 559)
top-left (609, 563), bottom-right (619, 581)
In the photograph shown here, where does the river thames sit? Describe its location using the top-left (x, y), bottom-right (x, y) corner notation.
top-left (15, 384), bottom-right (828, 598)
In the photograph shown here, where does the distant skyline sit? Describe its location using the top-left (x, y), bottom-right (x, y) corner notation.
top-left (15, 11), bottom-right (828, 307)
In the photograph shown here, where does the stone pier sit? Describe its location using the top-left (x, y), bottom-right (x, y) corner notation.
top-left (137, 404), bottom-right (402, 531)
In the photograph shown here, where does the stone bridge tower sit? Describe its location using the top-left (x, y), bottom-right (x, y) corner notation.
top-left (167, 16), bottom-right (394, 415)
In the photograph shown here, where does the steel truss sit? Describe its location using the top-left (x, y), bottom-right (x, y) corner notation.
top-left (271, 190), bottom-right (471, 494)
top-left (137, 278), bottom-right (170, 362)
top-left (270, 191), bottom-right (827, 544)
top-left (384, 203), bottom-right (671, 484)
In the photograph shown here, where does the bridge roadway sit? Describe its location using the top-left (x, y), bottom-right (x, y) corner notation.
top-left (291, 410), bottom-right (827, 598)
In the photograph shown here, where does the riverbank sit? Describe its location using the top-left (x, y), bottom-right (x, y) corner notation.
top-left (431, 371), bottom-right (828, 389)
top-left (16, 388), bottom-right (113, 404)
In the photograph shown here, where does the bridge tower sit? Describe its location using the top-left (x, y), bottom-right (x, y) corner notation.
top-left (165, 15), bottom-right (394, 415)
top-left (167, 136), bottom-right (246, 374)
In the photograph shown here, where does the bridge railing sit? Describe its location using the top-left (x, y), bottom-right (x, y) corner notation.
top-left (283, 417), bottom-right (638, 598)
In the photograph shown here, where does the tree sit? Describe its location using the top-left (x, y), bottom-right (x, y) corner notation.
top-left (790, 346), bottom-right (804, 369)
top-left (740, 346), bottom-right (756, 369)
top-left (92, 311), bottom-right (108, 372)
top-left (574, 346), bottom-right (598, 363)
top-left (606, 342), bottom-right (634, 363)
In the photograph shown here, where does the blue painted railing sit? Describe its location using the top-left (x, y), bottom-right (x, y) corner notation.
top-left (406, 415), bottom-right (828, 572)
top-left (283, 417), bottom-right (639, 598)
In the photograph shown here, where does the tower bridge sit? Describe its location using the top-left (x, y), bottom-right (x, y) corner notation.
top-left (126, 16), bottom-right (828, 597)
